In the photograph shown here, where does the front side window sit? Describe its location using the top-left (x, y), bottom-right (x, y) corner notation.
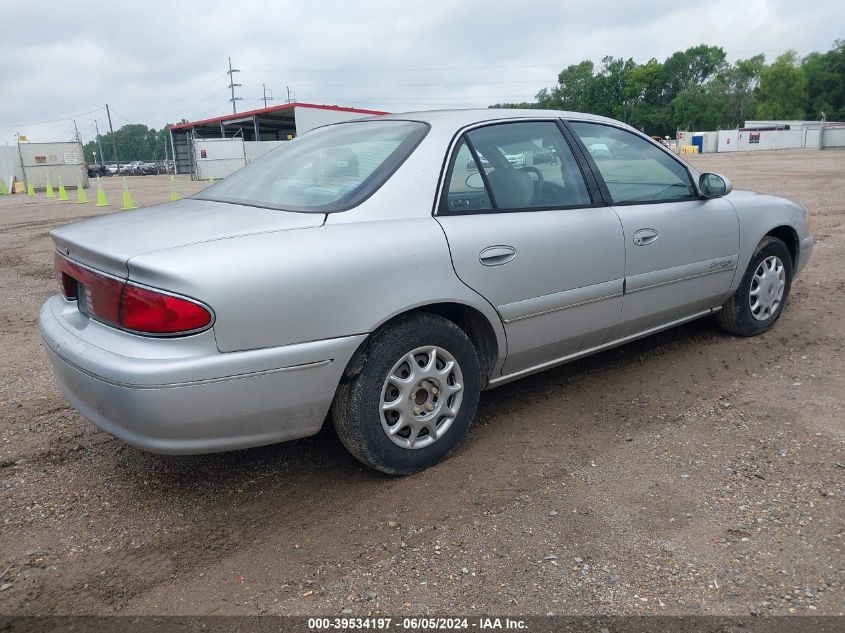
top-left (195, 120), bottom-right (428, 213)
top-left (569, 121), bottom-right (695, 204)
top-left (442, 121), bottom-right (591, 213)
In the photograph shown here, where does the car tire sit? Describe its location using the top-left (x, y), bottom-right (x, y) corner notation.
top-left (716, 236), bottom-right (793, 336)
top-left (332, 313), bottom-right (481, 475)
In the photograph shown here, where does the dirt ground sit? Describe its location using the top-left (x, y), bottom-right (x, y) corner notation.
top-left (0, 153), bottom-right (843, 617)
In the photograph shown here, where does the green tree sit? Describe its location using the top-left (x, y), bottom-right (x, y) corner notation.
top-left (803, 40), bottom-right (845, 120)
top-left (720, 55), bottom-right (765, 127)
top-left (590, 56), bottom-right (637, 122)
top-left (492, 42), bottom-right (842, 136)
top-left (625, 58), bottom-right (665, 131)
top-left (547, 60), bottom-right (596, 111)
top-left (660, 45), bottom-right (727, 101)
top-left (83, 124), bottom-right (172, 163)
top-left (756, 51), bottom-right (808, 120)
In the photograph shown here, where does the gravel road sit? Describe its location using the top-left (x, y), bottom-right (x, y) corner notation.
top-left (0, 153), bottom-right (842, 617)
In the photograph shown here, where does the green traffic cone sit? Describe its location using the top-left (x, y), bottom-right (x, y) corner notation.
top-left (121, 177), bottom-right (136, 210)
top-left (76, 177), bottom-right (89, 204)
top-left (95, 176), bottom-right (109, 207)
top-left (169, 175), bottom-right (181, 201)
top-left (57, 177), bottom-right (69, 201)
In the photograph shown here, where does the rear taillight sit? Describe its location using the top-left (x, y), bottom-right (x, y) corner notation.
top-left (55, 252), bottom-right (123, 325)
top-left (54, 252), bottom-right (212, 335)
top-left (121, 284), bottom-right (212, 334)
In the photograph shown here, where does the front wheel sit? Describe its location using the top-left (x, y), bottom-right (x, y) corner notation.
top-left (716, 236), bottom-right (793, 336)
top-left (332, 313), bottom-right (481, 475)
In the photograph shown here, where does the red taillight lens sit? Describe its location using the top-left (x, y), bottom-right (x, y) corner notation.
top-left (120, 284), bottom-right (212, 334)
top-left (55, 252), bottom-right (123, 325)
top-left (54, 252), bottom-right (212, 335)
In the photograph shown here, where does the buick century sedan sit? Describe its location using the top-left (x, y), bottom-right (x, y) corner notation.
top-left (39, 109), bottom-right (813, 474)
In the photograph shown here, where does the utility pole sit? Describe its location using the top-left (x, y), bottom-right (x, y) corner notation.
top-left (262, 83), bottom-right (273, 109)
top-left (227, 57), bottom-right (243, 113)
top-left (72, 119), bottom-right (80, 144)
top-left (106, 104), bottom-right (119, 168)
top-left (286, 86), bottom-right (292, 103)
top-left (93, 119), bottom-right (105, 166)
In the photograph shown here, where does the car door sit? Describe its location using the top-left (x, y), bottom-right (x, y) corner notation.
top-left (568, 121), bottom-right (739, 335)
top-left (435, 120), bottom-right (625, 376)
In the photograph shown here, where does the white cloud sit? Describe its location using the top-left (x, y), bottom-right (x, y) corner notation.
top-left (1, 0), bottom-right (842, 144)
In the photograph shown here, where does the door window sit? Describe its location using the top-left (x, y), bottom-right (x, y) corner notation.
top-left (569, 121), bottom-right (696, 204)
top-left (442, 121), bottom-right (591, 213)
top-left (443, 139), bottom-right (493, 213)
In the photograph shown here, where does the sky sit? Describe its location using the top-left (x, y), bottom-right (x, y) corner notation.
top-left (1, 0), bottom-right (842, 145)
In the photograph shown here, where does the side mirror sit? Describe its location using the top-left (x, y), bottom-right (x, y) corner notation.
top-left (465, 172), bottom-right (485, 190)
top-left (699, 173), bottom-right (732, 198)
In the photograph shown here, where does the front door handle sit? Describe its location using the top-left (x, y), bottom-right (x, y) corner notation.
top-left (479, 245), bottom-right (517, 266)
top-left (632, 228), bottom-right (659, 246)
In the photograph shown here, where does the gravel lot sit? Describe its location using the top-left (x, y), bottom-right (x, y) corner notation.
top-left (0, 152), bottom-right (843, 617)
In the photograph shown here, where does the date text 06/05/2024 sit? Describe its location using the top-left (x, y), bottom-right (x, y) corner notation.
top-left (307, 617), bottom-right (528, 630)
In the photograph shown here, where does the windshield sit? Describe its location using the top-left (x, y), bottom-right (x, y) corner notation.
top-left (194, 120), bottom-right (428, 213)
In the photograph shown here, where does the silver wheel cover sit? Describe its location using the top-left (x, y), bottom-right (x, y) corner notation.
top-left (749, 255), bottom-right (786, 321)
top-left (380, 346), bottom-right (464, 450)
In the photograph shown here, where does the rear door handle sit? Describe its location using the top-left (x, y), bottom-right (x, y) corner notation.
top-left (632, 228), bottom-right (659, 246)
top-left (479, 245), bottom-right (517, 266)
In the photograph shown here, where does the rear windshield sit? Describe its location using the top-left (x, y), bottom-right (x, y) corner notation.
top-left (194, 120), bottom-right (428, 213)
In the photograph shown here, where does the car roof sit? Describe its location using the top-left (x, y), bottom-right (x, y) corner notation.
top-left (367, 108), bottom-right (630, 131)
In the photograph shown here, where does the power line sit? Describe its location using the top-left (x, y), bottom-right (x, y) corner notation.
top-left (120, 74), bottom-right (227, 124)
top-left (262, 83), bottom-right (274, 108)
top-left (0, 106), bottom-right (104, 129)
top-left (227, 56), bottom-right (243, 114)
top-left (246, 62), bottom-right (568, 74)
top-left (242, 78), bottom-right (552, 88)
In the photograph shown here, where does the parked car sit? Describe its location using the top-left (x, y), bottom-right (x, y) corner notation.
top-left (587, 142), bottom-right (611, 159)
top-left (40, 109), bottom-right (813, 475)
top-left (86, 164), bottom-right (110, 178)
top-left (119, 161), bottom-right (143, 175)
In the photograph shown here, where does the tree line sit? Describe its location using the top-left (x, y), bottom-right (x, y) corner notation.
top-left (82, 124), bottom-right (173, 164)
top-left (83, 41), bottom-right (844, 160)
top-left (492, 41), bottom-right (845, 137)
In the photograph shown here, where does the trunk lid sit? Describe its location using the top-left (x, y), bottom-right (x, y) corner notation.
top-left (50, 198), bottom-right (325, 276)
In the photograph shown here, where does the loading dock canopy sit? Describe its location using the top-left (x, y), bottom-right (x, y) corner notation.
top-left (168, 102), bottom-right (389, 176)
top-left (169, 102), bottom-right (387, 141)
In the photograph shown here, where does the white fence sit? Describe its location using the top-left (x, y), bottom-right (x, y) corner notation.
top-left (0, 147), bottom-right (24, 182)
top-left (821, 126), bottom-right (845, 149)
top-left (0, 142), bottom-right (87, 190)
top-left (735, 128), bottom-right (805, 152)
top-left (684, 121), bottom-right (845, 153)
top-left (192, 137), bottom-right (286, 180)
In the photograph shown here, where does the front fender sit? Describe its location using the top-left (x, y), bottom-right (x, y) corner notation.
top-left (725, 190), bottom-right (812, 294)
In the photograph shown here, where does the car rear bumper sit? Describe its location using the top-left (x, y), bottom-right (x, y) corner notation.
top-left (39, 296), bottom-right (365, 454)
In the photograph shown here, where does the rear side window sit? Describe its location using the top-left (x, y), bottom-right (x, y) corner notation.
top-left (195, 120), bottom-right (428, 213)
top-left (441, 121), bottom-right (591, 214)
top-left (442, 139), bottom-right (493, 213)
top-left (569, 121), bottom-right (695, 204)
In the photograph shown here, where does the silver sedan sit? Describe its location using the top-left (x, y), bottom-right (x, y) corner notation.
top-left (39, 109), bottom-right (813, 474)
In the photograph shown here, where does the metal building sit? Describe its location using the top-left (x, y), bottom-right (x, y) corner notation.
top-left (168, 102), bottom-right (386, 178)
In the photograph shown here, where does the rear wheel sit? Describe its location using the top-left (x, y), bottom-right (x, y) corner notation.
top-left (716, 236), bottom-right (793, 336)
top-left (332, 313), bottom-right (481, 475)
